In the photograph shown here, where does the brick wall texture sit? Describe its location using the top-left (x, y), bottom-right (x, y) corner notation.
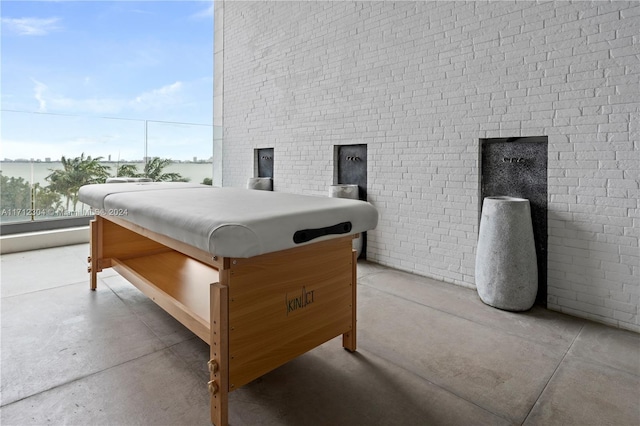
top-left (218, 1), bottom-right (639, 331)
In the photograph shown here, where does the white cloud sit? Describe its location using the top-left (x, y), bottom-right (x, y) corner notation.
top-left (28, 79), bottom-right (124, 114)
top-left (32, 79), bottom-right (48, 111)
top-left (129, 9), bottom-right (155, 16)
top-left (1, 17), bottom-right (61, 36)
top-left (191, 2), bottom-right (213, 19)
top-left (28, 79), bottom-right (186, 116)
top-left (131, 81), bottom-right (184, 110)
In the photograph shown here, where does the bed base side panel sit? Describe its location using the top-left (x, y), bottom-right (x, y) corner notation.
top-left (89, 215), bottom-right (172, 281)
top-left (99, 215), bottom-right (171, 260)
top-left (227, 236), bottom-right (355, 390)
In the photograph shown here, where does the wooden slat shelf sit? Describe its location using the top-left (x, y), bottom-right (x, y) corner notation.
top-left (111, 250), bottom-right (219, 343)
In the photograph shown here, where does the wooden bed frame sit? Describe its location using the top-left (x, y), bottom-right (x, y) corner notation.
top-left (87, 214), bottom-right (358, 426)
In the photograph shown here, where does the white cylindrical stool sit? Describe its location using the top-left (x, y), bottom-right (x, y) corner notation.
top-left (247, 177), bottom-right (273, 191)
top-left (475, 196), bottom-right (538, 311)
top-left (329, 184), bottom-right (362, 257)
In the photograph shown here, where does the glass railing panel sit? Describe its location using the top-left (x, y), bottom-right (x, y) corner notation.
top-left (1, 111), bottom-right (213, 224)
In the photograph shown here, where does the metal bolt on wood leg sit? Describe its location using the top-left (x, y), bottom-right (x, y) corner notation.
top-left (208, 360), bottom-right (219, 374)
top-left (87, 256), bottom-right (92, 263)
top-left (87, 266), bottom-right (92, 273)
top-left (208, 380), bottom-right (219, 395)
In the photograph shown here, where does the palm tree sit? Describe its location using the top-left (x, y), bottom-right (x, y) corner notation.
top-left (46, 153), bottom-right (111, 211)
top-left (115, 164), bottom-right (140, 178)
top-left (113, 158), bottom-right (189, 182)
top-left (140, 157), bottom-right (189, 182)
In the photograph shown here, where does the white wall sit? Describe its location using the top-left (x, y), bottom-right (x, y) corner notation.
top-left (216, 1), bottom-right (639, 331)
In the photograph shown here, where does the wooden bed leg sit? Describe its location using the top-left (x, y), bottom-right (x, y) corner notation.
top-left (89, 218), bottom-right (100, 290)
top-left (342, 249), bottom-right (358, 352)
top-left (210, 282), bottom-right (229, 426)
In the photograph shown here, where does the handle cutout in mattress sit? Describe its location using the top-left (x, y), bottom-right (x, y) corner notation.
top-left (293, 222), bottom-right (352, 244)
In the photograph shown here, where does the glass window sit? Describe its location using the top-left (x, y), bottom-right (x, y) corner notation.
top-left (1, 1), bottom-right (214, 227)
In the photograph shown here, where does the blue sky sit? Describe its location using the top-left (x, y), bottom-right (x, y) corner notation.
top-left (1, 0), bottom-right (214, 162)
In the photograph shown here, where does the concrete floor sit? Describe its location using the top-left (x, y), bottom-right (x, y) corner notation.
top-left (1, 244), bottom-right (638, 426)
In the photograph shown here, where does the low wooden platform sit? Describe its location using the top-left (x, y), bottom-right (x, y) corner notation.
top-left (88, 214), bottom-right (357, 425)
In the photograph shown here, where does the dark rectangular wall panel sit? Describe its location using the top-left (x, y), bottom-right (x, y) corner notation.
top-left (480, 137), bottom-right (548, 306)
top-left (336, 144), bottom-right (367, 258)
top-left (256, 148), bottom-right (274, 178)
top-left (336, 144), bottom-right (367, 201)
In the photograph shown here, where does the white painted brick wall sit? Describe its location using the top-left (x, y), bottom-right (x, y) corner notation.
top-left (218, 1), bottom-right (640, 332)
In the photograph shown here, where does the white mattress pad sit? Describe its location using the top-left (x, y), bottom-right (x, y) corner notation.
top-left (79, 183), bottom-right (378, 258)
